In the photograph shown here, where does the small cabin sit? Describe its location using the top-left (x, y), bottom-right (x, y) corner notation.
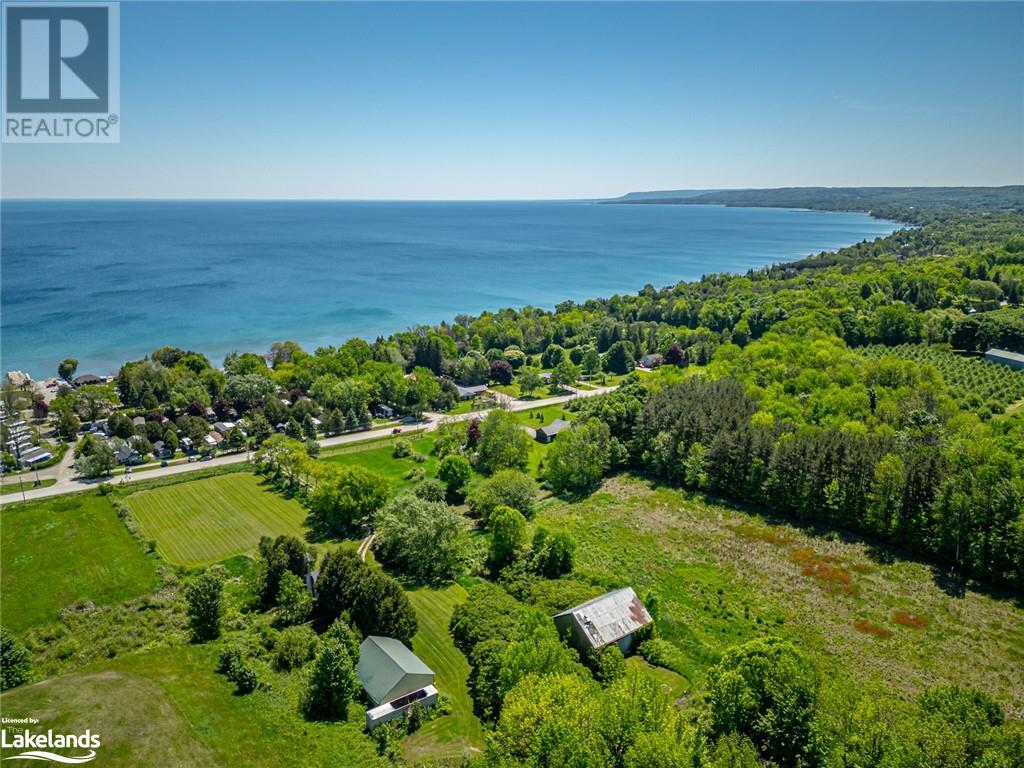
top-left (357, 636), bottom-right (438, 730)
top-left (535, 418), bottom-right (571, 443)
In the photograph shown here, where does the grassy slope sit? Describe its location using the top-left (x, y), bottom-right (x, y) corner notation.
top-left (321, 436), bottom-right (439, 495)
top-left (0, 645), bottom-right (386, 768)
top-left (536, 475), bottom-right (1024, 719)
top-left (122, 473), bottom-right (310, 567)
top-left (404, 584), bottom-right (485, 763)
top-left (0, 492), bottom-right (159, 632)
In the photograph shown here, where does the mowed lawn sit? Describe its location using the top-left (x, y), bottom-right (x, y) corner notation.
top-left (122, 473), bottom-right (310, 567)
top-left (0, 493), bottom-right (159, 632)
top-left (403, 584), bottom-right (485, 763)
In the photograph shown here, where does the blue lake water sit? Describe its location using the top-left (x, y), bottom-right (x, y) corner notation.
top-left (0, 200), bottom-right (897, 378)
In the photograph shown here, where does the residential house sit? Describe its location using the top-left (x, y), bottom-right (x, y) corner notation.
top-left (535, 418), bottom-right (571, 443)
top-left (203, 431), bottom-right (224, 448)
top-left (639, 353), bottom-right (664, 369)
top-left (984, 348), bottom-right (1024, 371)
top-left (357, 636), bottom-right (438, 730)
top-left (553, 587), bottom-right (653, 656)
top-left (17, 446), bottom-right (52, 468)
top-left (132, 416), bottom-right (147, 429)
top-left (72, 374), bottom-right (104, 387)
top-left (152, 440), bottom-right (172, 459)
top-left (213, 421), bottom-right (235, 435)
top-left (373, 404), bottom-right (395, 419)
top-left (455, 384), bottom-right (488, 401)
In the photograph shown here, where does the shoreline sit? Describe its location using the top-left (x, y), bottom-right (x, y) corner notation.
top-left (1, 203), bottom-right (901, 381)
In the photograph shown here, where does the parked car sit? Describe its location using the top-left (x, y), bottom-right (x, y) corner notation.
top-left (160, 460), bottom-right (169, 467)
top-left (392, 427), bottom-right (402, 434)
top-left (187, 456), bottom-right (198, 463)
top-left (200, 454), bottom-right (213, 462)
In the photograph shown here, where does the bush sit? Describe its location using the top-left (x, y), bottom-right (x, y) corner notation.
top-left (529, 528), bottom-right (576, 578)
top-left (227, 660), bottom-right (259, 694)
top-left (438, 454), bottom-right (472, 499)
top-left (638, 638), bottom-right (688, 677)
top-left (274, 625), bottom-right (319, 671)
top-left (392, 438), bottom-right (413, 458)
top-left (467, 469), bottom-right (538, 521)
top-left (589, 644), bottom-right (625, 685)
top-left (217, 647), bottom-right (243, 675)
top-left (414, 478), bottom-right (446, 502)
top-left (185, 572), bottom-right (223, 642)
top-left (0, 627), bottom-right (32, 690)
top-left (488, 505), bottom-right (529, 573)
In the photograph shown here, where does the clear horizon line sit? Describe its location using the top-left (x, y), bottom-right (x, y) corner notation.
top-left (2, 183), bottom-right (1021, 204)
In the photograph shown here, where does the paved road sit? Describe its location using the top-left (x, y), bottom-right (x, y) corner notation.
top-left (1, 386), bottom-right (609, 504)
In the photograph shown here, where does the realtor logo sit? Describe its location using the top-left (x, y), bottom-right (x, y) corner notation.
top-left (2, 1), bottom-right (119, 142)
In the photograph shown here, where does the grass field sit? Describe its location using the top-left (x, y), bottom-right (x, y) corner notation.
top-left (122, 473), bottom-right (310, 567)
top-left (321, 436), bottom-right (440, 495)
top-left (512, 404), bottom-right (573, 427)
top-left (536, 475), bottom-right (1024, 719)
top-left (0, 645), bottom-right (386, 767)
top-left (0, 492), bottom-right (160, 632)
top-left (404, 584), bottom-right (485, 763)
top-left (1, 477), bottom-right (57, 495)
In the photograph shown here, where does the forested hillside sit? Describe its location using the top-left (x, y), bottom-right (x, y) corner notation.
top-left (398, 203), bottom-right (1024, 589)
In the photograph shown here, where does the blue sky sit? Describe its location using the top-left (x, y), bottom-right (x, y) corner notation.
top-left (3, 1), bottom-right (1022, 199)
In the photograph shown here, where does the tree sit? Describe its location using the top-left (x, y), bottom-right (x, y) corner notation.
top-left (604, 340), bottom-right (636, 374)
top-left (517, 369), bottom-right (543, 398)
top-left (372, 493), bottom-right (469, 582)
top-left (467, 469), bottom-right (538, 521)
top-left (488, 505), bottom-right (529, 572)
top-left (684, 442), bottom-right (708, 489)
top-left (302, 413), bottom-right (317, 440)
top-left (273, 625), bottom-right (318, 671)
top-left (58, 358), bottom-right (78, 382)
top-left (185, 572), bottom-right (223, 642)
top-left (276, 571), bottom-right (312, 626)
top-left (258, 534), bottom-right (311, 607)
top-left (581, 347), bottom-right (602, 376)
top-left (551, 358), bottom-right (580, 389)
top-left (74, 442), bottom-right (115, 478)
top-left (55, 406), bottom-right (81, 440)
top-left (324, 408), bottom-right (344, 436)
top-left (438, 454), bottom-right (472, 499)
top-left (107, 411), bottom-right (135, 439)
top-left (544, 420), bottom-right (610, 495)
top-left (313, 549), bottom-right (417, 643)
top-left (301, 635), bottom-right (359, 720)
top-left (706, 637), bottom-right (823, 767)
top-left (490, 359), bottom-right (514, 386)
top-left (529, 528), bottom-right (576, 578)
top-left (0, 627), bottom-right (31, 690)
top-left (664, 342), bottom-right (688, 368)
top-left (307, 464), bottom-right (389, 533)
top-left (477, 410), bottom-right (531, 474)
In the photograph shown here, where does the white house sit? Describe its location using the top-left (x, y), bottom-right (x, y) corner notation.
top-left (357, 636), bottom-right (438, 731)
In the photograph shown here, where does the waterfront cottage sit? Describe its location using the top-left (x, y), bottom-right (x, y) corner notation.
top-left (357, 636), bottom-right (438, 730)
top-left (553, 587), bottom-right (653, 655)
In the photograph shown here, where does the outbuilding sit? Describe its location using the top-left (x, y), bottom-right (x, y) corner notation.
top-left (535, 418), bottom-right (571, 443)
top-left (357, 636), bottom-right (438, 730)
top-left (984, 348), bottom-right (1024, 371)
top-left (455, 384), bottom-right (488, 401)
top-left (553, 587), bottom-right (653, 656)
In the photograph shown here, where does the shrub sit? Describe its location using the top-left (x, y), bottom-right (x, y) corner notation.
top-left (638, 638), bottom-right (688, 677)
top-left (0, 627), bottom-right (32, 690)
top-left (438, 454), bottom-right (472, 499)
top-left (413, 478), bottom-right (446, 502)
top-left (227, 660), bottom-right (259, 694)
top-left (488, 505), bottom-right (529, 573)
top-left (589, 644), bottom-right (625, 685)
top-left (392, 438), bottom-right (413, 458)
top-left (274, 625), bottom-right (319, 671)
top-left (529, 528), bottom-right (576, 578)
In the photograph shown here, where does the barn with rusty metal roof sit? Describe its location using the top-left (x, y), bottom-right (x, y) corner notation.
top-left (553, 587), bottom-right (653, 655)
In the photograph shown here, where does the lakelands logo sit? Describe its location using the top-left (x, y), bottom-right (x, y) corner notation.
top-left (2, 1), bottom-right (120, 142)
top-left (0, 725), bottom-right (100, 764)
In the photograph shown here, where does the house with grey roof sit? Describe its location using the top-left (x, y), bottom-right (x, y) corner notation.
top-left (455, 384), bottom-right (488, 401)
top-left (553, 587), bottom-right (653, 655)
top-left (984, 348), bottom-right (1024, 371)
top-left (535, 418), bottom-right (571, 443)
top-left (357, 636), bottom-right (438, 730)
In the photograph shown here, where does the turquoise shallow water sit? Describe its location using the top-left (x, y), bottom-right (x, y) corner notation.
top-left (0, 200), bottom-right (897, 378)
